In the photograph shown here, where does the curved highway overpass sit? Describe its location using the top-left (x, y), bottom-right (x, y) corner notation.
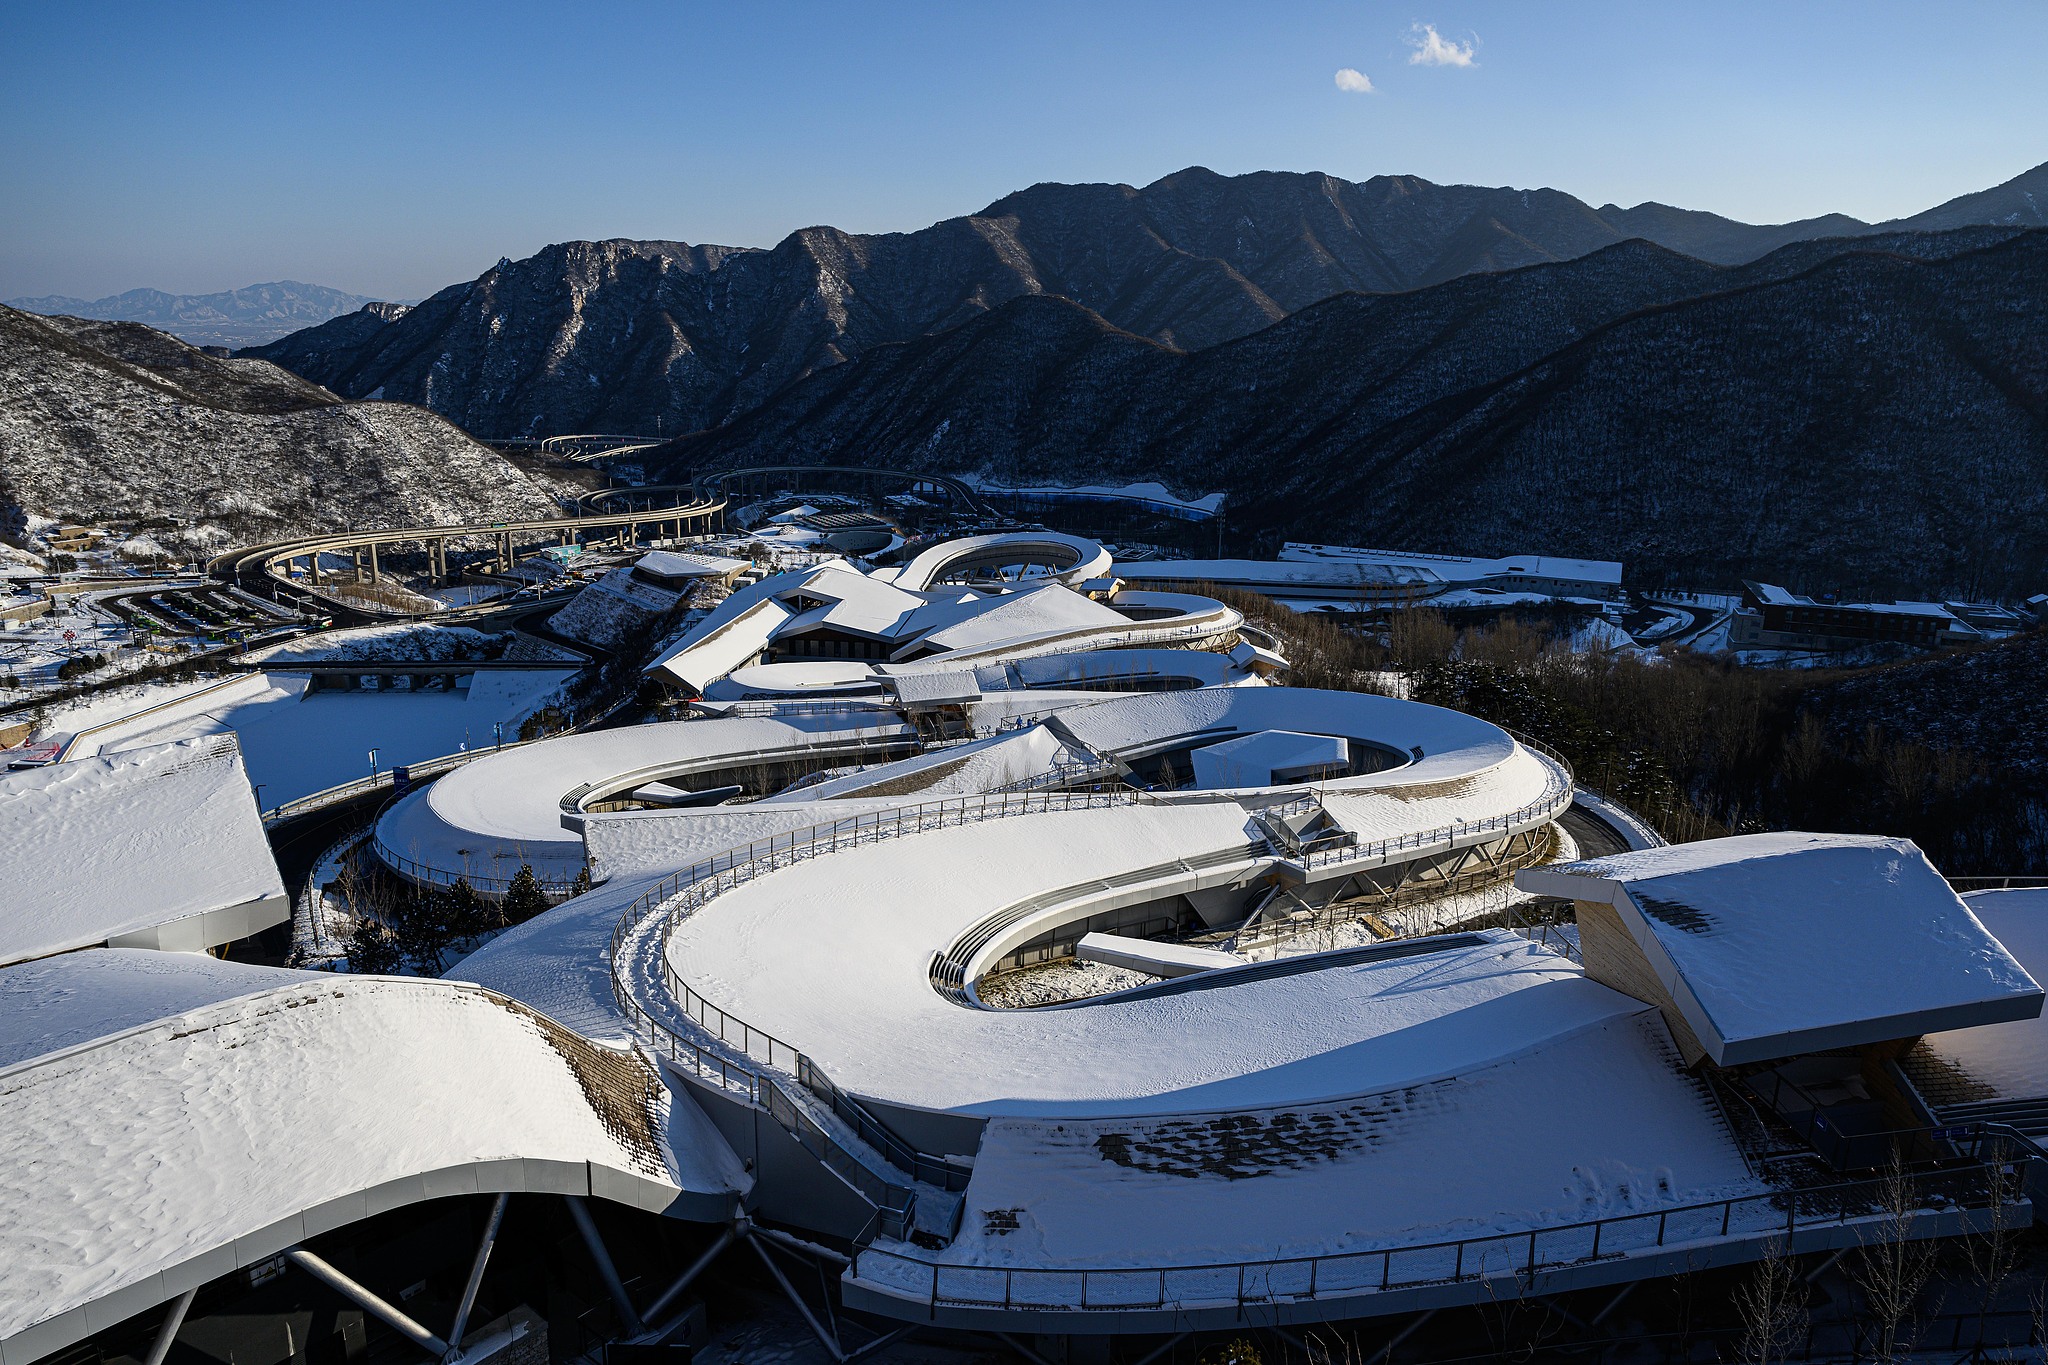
top-left (207, 499), bottom-right (725, 621)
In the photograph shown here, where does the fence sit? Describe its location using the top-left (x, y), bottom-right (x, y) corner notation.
top-left (1298, 740), bottom-right (1574, 873)
top-left (606, 788), bottom-right (1153, 1232)
top-left (852, 1138), bottom-right (2032, 1318)
top-left (604, 733), bottom-right (1584, 1228)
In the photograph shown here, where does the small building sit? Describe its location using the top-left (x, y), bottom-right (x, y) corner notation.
top-left (1120, 545), bottom-right (1626, 604)
top-left (1731, 582), bottom-right (1976, 650)
top-left (631, 549), bottom-right (748, 591)
top-left (1519, 833), bottom-right (2042, 1164)
top-left (0, 593), bottom-right (50, 625)
top-left (1190, 729), bottom-right (1351, 789)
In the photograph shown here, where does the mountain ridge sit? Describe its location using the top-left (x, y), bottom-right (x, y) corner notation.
top-left (5, 281), bottom-right (376, 348)
top-left (241, 161), bottom-right (2048, 441)
top-left (640, 226), bottom-right (2048, 597)
top-left (0, 305), bottom-right (559, 560)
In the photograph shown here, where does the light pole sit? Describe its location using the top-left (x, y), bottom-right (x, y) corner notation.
top-left (492, 721), bottom-right (504, 749)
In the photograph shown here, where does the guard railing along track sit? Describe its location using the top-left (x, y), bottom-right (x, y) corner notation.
top-left (606, 729), bottom-right (1577, 1238)
top-left (607, 788), bottom-right (1155, 1236)
top-left (852, 1127), bottom-right (2037, 1317)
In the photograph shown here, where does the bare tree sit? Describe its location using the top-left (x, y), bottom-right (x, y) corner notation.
top-left (1732, 1237), bottom-right (1808, 1365)
top-left (1960, 1154), bottom-right (2027, 1359)
top-left (1849, 1154), bottom-right (1938, 1363)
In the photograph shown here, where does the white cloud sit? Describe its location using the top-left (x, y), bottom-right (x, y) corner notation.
top-left (1333, 67), bottom-right (1375, 94)
top-left (1406, 24), bottom-right (1476, 67)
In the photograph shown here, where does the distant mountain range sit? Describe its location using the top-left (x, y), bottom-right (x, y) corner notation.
top-left (5, 281), bottom-right (375, 348)
top-left (644, 226), bottom-right (2048, 597)
top-left (0, 305), bottom-right (557, 559)
top-left (242, 160), bottom-right (2048, 442)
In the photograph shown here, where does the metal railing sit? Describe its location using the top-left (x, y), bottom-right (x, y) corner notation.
top-left (1297, 741), bottom-right (1574, 872)
top-left (852, 1133), bottom-right (2033, 1317)
top-left (264, 736), bottom-right (537, 826)
top-left (371, 836), bottom-right (584, 898)
top-left (1949, 875), bottom-right (2048, 892)
top-left (987, 755), bottom-right (1127, 795)
top-left (606, 788), bottom-right (1155, 1230)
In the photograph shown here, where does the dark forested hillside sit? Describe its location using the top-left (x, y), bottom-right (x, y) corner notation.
top-left (646, 228), bottom-right (2048, 596)
top-left (241, 163), bottom-right (2048, 443)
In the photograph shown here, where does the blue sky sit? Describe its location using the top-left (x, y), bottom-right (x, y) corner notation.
top-left (3, 0), bottom-right (2044, 300)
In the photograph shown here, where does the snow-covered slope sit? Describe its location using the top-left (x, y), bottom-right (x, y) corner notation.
top-left (0, 304), bottom-right (561, 558)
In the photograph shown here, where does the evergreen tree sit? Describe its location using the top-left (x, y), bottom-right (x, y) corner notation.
top-left (501, 865), bottom-right (550, 923)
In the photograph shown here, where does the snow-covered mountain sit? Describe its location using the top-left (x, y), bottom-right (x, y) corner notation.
top-left (242, 161), bottom-right (2048, 442)
top-left (643, 226), bottom-right (2048, 597)
top-left (0, 306), bottom-right (560, 559)
top-left (5, 281), bottom-right (375, 348)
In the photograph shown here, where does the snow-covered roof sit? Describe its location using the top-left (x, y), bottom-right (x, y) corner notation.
top-left (0, 954), bottom-right (744, 1360)
top-left (892, 532), bottom-right (1114, 592)
top-left (663, 800), bottom-right (1643, 1116)
top-left (883, 670), bottom-right (983, 705)
top-left (714, 660), bottom-right (882, 695)
top-left (1743, 582), bottom-right (1965, 622)
top-left (635, 549), bottom-right (747, 579)
top-left (375, 711), bottom-right (917, 886)
top-left (1518, 834), bottom-right (2044, 1065)
top-left (1924, 889), bottom-right (2048, 1100)
top-left (1282, 543), bottom-right (1625, 587)
top-left (757, 724), bottom-right (1081, 804)
top-left (1128, 548), bottom-right (1625, 595)
top-left (778, 561), bottom-right (933, 639)
top-left (897, 583), bottom-right (1128, 657)
top-left (654, 595), bottom-right (792, 692)
top-left (0, 735), bottom-right (286, 966)
top-left (1190, 729), bottom-right (1348, 789)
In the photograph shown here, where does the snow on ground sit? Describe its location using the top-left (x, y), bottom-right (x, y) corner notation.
top-left (976, 959), bottom-right (1155, 1009)
top-left (450, 870), bottom-right (670, 1042)
top-left (70, 669), bottom-right (573, 807)
top-left (548, 564), bottom-right (687, 650)
top-left (0, 736), bottom-right (284, 966)
top-left (1925, 889), bottom-right (2048, 1099)
top-left (0, 969), bottom-right (746, 1344)
top-left (963, 475), bottom-right (1226, 518)
top-left (662, 801), bottom-right (1643, 1117)
top-left (936, 1011), bottom-right (1756, 1270)
top-left (243, 623), bottom-right (505, 664)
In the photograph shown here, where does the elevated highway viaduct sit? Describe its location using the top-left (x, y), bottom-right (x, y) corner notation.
top-left (207, 499), bottom-right (726, 622)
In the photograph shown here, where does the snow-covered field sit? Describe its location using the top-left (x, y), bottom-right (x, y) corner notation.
top-left (57, 669), bottom-right (573, 806)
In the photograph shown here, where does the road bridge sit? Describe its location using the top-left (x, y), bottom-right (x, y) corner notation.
top-left (207, 499), bottom-right (726, 621)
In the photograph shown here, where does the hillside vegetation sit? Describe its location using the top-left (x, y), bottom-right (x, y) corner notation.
top-left (0, 305), bottom-right (561, 558)
top-left (243, 162), bottom-right (2048, 441)
top-left (651, 229), bottom-right (2048, 596)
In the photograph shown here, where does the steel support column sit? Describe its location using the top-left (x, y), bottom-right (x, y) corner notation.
top-left (642, 1226), bottom-right (736, 1327)
top-left (142, 1288), bottom-right (196, 1365)
top-left (448, 1192), bottom-right (509, 1350)
top-left (286, 1248), bottom-right (451, 1359)
top-left (745, 1234), bottom-right (841, 1362)
top-left (564, 1196), bottom-right (645, 1336)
